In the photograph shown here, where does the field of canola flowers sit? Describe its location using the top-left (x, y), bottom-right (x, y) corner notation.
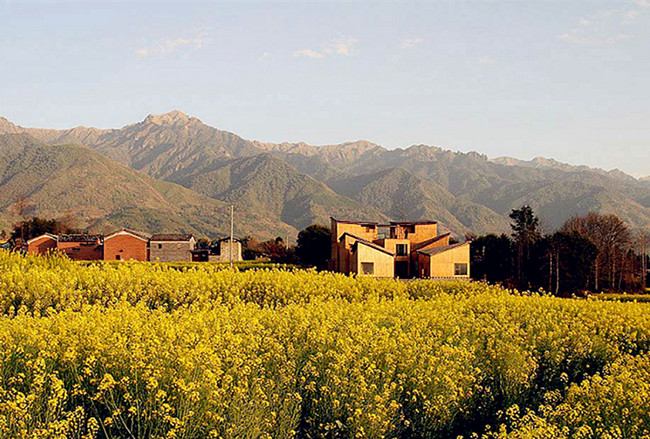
top-left (0, 250), bottom-right (649, 439)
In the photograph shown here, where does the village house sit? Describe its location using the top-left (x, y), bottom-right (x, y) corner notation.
top-left (213, 238), bottom-right (243, 262)
top-left (330, 218), bottom-right (470, 279)
top-left (149, 234), bottom-right (196, 262)
top-left (103, 228), bottom-right (150, 261)
top-left (26, 233), bottom-right (58, 255)
top-left (56, 234), bottom-right (103, 261)
top-left (191, 238), bottom-right (243, 262)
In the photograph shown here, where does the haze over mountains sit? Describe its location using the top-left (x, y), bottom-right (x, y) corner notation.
top-left (1, 111), bottom-right (648, 239)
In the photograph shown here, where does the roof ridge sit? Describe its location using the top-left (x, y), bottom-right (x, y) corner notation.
top-left (341, 232), bottom-right (395, 256)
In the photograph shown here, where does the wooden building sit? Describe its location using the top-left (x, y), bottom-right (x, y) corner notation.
top-left (103, 229), bottom-right (150, 261)
top-left (330, 217), bottom-right (470, 279)
top-left (26, 233), bottom-right (58, 255)
top-left (149, 234), bottom-right (196, 262)
top-left (417, 242), bottom-right (470, 278)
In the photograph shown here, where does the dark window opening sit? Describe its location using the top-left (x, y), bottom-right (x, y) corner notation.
top-left (396, 244), bottom-right (408, 256)
top-left (361, 262), bottom-right (374, 275)
top-left (454, 263), bottom-right (468, 276)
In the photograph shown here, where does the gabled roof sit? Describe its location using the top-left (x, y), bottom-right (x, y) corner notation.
top-left (104, 228), bottom-right (151, 242)
top-left (341, 232), bottom-right (395, 256)
top-left (150, 233), bottom-right (195, 242)
top-left (58, 234), bottom-right (102, 243)
top-left (417, 242), bottom-right (469, 256)
top-left (389, 220), bottom-right (438, 226)
top-left (331, 217), bottom-right (379, 226)
top-left (26, 233), bottom-right (58, 244)
top-left (412, 233), bottom-right (451, 251)
top-left (217, 237), bottom-right (241, 243)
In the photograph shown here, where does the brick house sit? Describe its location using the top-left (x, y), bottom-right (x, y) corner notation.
top-left (149, 234), bottom-right (196, 262)
top-left (57, 234), bottom-right (103, 261)
top-left (26, 233), bottom-right (58, 255)
top-left (103, 228), bottom-right (150, 261)
top-left (330, 218), bottom-right (470, 279)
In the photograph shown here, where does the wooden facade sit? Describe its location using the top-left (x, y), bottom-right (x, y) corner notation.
top-left (330, 218), bottom-right (471, 279)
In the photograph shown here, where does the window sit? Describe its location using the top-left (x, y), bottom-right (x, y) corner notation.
top-left (158, 244), bottom-right (162, 249)
top-left (115, 255), bottom-right (121, 260)
top-left (454, 263), bottom-right (468, 276)
top-left (396, 244), bottom-right (408, 256)
top-left (361, 262), bottom-right (374, 275)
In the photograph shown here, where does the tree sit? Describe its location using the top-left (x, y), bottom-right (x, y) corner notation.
top-left (261, 237), bottom-right (297, 264)
top-left (470, 234), bottom-right (515, 285)
top-left (537, 232), bottom-right (598, 297)
top-left (11, 217), bottom-right (77, 242)
top-left (635, 231), bottom-right (649, 291)
top-left (562, 212), bottom-right (632, 291)
top-left (296, 224), bottom-right (331, 270)
top-left (509, 205), bottom-right (541, 289)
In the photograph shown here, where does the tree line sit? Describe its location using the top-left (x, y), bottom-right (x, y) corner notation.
top-left (471, 206), bottom-right (649, 295)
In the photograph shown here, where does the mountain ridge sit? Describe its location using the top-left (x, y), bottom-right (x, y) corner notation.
top-left (1, 111), bottom-right (648, 235)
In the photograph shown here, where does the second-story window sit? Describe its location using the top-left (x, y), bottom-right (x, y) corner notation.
top-left (396, 244), bottom-right (408, 256)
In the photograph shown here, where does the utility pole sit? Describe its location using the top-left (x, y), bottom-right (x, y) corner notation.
top-left (230, 205), bottom-right (234, 269)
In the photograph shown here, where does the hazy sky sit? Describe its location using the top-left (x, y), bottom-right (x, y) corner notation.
top-left (1, 0), bottom-right (649, 176)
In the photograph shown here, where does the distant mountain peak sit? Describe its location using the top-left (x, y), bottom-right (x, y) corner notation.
top-left (144, 110), bottom-right (192, 126)
top-left (0, 117), bottom-right (23, 133)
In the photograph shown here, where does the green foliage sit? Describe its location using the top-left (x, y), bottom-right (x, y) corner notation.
top-left (11, 216), bottom-right (77, 241)
top-left (296, 224), bottom-right (331, 270)
top-left (471, 233), bottom-right (515, 285)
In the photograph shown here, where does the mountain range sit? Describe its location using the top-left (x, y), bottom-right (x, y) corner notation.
top-left (1, 110), bottom-right (648, 239)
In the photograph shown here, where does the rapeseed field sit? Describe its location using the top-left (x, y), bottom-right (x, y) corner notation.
top-left (0, 251), bottom-right (648, 438)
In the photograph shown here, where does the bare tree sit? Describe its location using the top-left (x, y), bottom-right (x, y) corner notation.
top-left (563, 212), bottom-right (632, 291)
top-left (635, 230), bottom-right (650, 291)
top-left (10, 195), bottom-right (32, 246)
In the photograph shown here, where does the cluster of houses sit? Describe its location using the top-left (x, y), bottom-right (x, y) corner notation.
top-left (330, 218), bottom-right (470, 279)
top-left (26, 229), bottom-right (242, 262)
top-left (21, 218), bottom-right (470, 279)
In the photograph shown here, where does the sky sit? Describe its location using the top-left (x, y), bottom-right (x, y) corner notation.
top-left (1, 0), bottom-right (649, 177)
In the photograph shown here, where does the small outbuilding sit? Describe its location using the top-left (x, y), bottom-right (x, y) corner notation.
top-left (212, 238), bottom-right (243, 262)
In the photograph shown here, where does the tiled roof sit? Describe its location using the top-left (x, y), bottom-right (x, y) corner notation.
top-left (26, 233), bottom-right (58, 244)
top-left (104, 228), bottom-right (151, 241)
top-left (150, 234), bottom-right (195, 242)
top-left (417, 242), bottom-right (469, 256)
top-left (58, 234), bottom-right (102, 243)
top-left (217, 237), bottom-right (241, 242)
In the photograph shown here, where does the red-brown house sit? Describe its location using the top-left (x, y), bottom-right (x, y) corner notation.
top-left (103, 228), bottom-right (150, 261)
top-left (57, 234), bottom-right (103, 261)
top-left (26, 233), bottom-right (58, 255)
